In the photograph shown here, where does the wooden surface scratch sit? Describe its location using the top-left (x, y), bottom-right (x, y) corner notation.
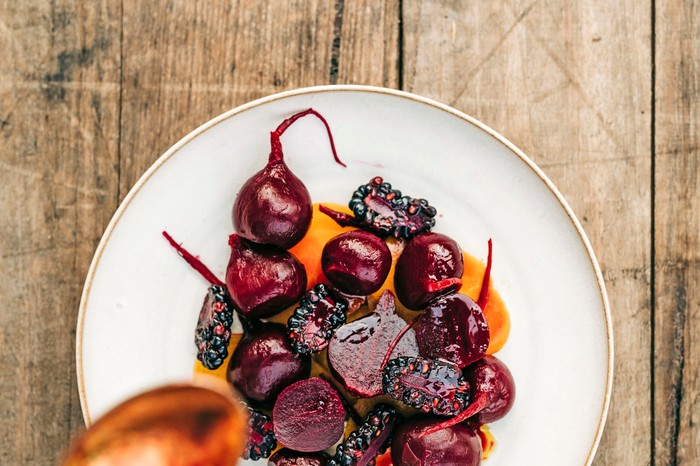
top-left (0, 1), bottom-right (697, 464)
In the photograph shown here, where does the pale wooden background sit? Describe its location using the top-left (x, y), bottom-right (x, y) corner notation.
top-left (0, 1), bottom-right (698, 465)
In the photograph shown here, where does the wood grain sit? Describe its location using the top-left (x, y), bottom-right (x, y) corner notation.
top-left (654, 1), bottom-right (700, 464)
top-left (402, 1), bottom-right (651, 464)
top-left (0, 1), bottom-right (121, 464)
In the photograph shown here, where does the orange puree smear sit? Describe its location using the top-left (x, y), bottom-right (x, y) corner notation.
top-left (479, 424), bottom-right (497, 459)
top-left (459, 252), bottom-right (511, 354)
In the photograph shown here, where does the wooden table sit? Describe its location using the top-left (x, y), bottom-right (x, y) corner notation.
top-left (1, 1), bottom-right (697, 464)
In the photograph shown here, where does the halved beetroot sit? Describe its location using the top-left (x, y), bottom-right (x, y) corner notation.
top-left (272, 378), bottom-right (346, 452)
top-left (327, 290), bottom-right (420, 398)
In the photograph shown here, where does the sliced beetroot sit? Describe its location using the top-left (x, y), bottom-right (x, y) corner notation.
top-left (272, 377), bottom-right (346, 452)
top-left (394, 232), bottom-right (464, 310)
top-left (321, 230), bottom-right (392, 296)
top-left (233, 109), bottom-right (344, 249)
top-left (327, 290), bottom-right (419, 398)
top-left (391, 416), bottom-right (482, 466)
top-left (415, 293), bottom-right (489, 368)
top-left (269, 449), bottom-right (332, 466)
top-left (227, 321), bottom-right (310, 406)
top-left (225, 234), bottom-right (307, 318)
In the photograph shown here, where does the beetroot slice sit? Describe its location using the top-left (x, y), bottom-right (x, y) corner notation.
top-left (327, 290), bottom-right (420, 398)
top-left (272, 377), bottom-right (346, 452)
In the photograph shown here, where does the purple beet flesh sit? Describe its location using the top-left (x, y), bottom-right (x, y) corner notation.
top-left (391, 416), bottom-right (482, 466)
top-left (328, 290), bottom-right (419, 398)
top-left (272, 377), bottom-right (346, 452)
top-left (321, 230), bottom-right (392, 296)
top-left (415, 293), bottom-right (489, 368)
top-left (227, 322), bottom-right (310, 406)
top-left (394, 232), bottom-right (464, 310)
top-left (268, 449), bottom-right (332, 466)
top-left (225, 234), bottom-right (307, 318)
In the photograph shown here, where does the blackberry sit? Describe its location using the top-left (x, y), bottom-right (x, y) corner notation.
top-left (382, 356), bottom-right (470, 416)
top-left (287, 284), bottom-right (348, 354)
top-left (243, 405), bottom-right (277, 461)
top-left (320, 177), bottom-right (436, 240)
top-left (331, 404), bottom-right (399, 466)
top-left (194, 285), bottom-right (234, 370)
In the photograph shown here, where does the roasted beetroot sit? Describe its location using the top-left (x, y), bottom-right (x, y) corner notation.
top-left (331, 404), bottom-right (399, 466)
top-left (225, 234), bottom-right (307, 318)
top-left (287, 284), bottom-right (348, 355)
top-left (394, 232), bottom-right (464, 310)
top-left (415, 293), bottom-right (489, 368)
top-left (269, 449), bottom-right (332, 466)
top-left (382, 356), bottom-right (470, 416)
top-left (320, 177), bottom-right (436, 239)
top-left (227, 321), bottom-right (310, 406)
top-left (321, 230), bottom-right (392, 296)
top-left (418, 355), bottom-right (516, 437)
top-left (328, 291), bottom-right (419, 398)
top-left (233, 109), bottom-right (344, 249)
top-left (272, 378), bottom-right (346, 452)
top-left (391, 416), bottom-right (482, 466)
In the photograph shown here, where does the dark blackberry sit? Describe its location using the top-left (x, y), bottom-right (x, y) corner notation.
top-left (243, 404), bottom-right (277, 461)
top-left (382, 356), bottom-right (470, 416)
top-left (287, 284), bottom-right (348, 354)
top-left (331, 404), bottom-right (399, 466)
top-left (194, 285), bottom-right (234, 370)
top-left (319, 177), bottom-right (437, 239)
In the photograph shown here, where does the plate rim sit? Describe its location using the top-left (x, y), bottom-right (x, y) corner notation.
top-left (76, 84), bottom-right (613, 464)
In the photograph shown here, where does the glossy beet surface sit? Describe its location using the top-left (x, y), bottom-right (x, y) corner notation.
top-left (382, 357), bottom-right (470, 416)
top-left (227, 322), bottom-right (310, 406)
top-left (269, 449), bottom-right (332, 466)
top-left (466, 355), bottom-right (516, 423)
top-left (272, 378), bottom-right (346, 452)
top-left (391, 416), bottom-right (482, 466)
top-left (328, 291), bottom-right (419, 397)
top-left (233, 109), bottom-right (344, 249)
top-left (394, 232), bottom-right (464, 310)
top-left (415, 293), bottom-right (489, 368)
top-left (321, 230), bottom-right (392, 296)
top-left (225, 234), bottom-right (307, 318)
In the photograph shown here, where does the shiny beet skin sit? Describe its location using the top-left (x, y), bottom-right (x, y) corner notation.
top-left (233, 161), bottom-right (313, 249)
top-left (272, 378), bottom-right (346, 452)
top-left (227, 322), bottom-right (310, 406)
top-left (268, 448), bottom-right (332, 466)
top-left (415, 293), bottom-right (489, 368)
top-left (466, 355), bottom-right (516, 423)
top-left (394, 232), bottom-right (464, 310)
top-left (226, 234), bottom-right (307, 318)
top-left (321, 230), bottom-right (392, 296)
top-left (391, 416), bottom-right (482, 466)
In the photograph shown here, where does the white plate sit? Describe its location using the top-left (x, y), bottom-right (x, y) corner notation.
top-left (77, 85), bottom-right (612, 465)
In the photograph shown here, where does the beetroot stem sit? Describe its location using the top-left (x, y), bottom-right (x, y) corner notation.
top-left (269, 108), bottom-right (346, 167)
top-left (318, 204), bottom-right (360, 227)
top-left (380, 314), bottom-right (422, 371)
top-left (418, 392), bottom-right (490, 437)
top-left (476, 239), bottom-right (493, 310)
top-left (162, 231), bottom-right (226, 288)
top-left (425, 277), bottom-right (463, 293)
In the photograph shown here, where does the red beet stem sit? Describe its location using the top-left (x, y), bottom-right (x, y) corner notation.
top-left (380, 314), bottom-right (422, 371)
top-left (269, 108), bottom-right (346, 167)
top-left (162, 231), bottom-right (226, 287)
top-left (319, 204), bottom-right (361, 227)
top-left (418, 392), bottom-right (490, 437)
top-left (425, 277), bottom-right (463, 293)
top-left (476, 239), bottom-right (493, 310)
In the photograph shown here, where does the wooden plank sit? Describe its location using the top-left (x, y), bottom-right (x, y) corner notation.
top-left (654, 1), bottom-right (700, 464)
top-left (0, 1), bottom-right (121, 464)
top-left (402, 1), bottom-right (652, 464)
